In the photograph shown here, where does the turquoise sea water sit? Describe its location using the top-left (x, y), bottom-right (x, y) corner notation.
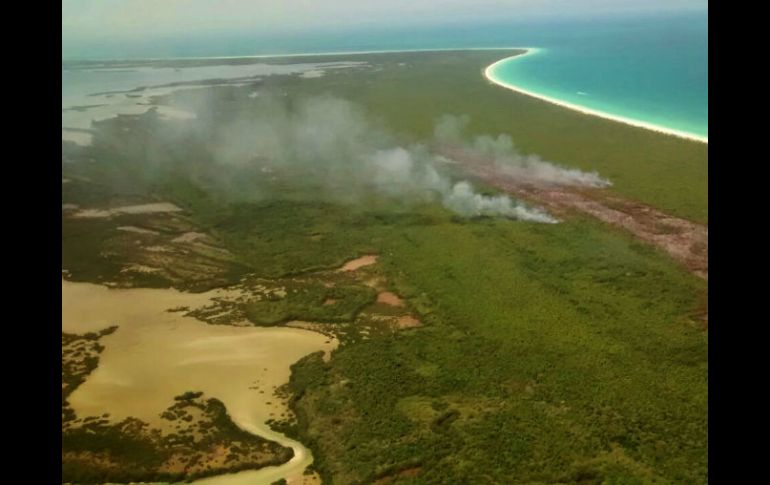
top-left (63, 11), bottom-right (707, 139)
top-left (487, 15), bottom-right (707, 139)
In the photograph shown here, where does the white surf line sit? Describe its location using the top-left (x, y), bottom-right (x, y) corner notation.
top-left (484, 49), bottom-right (708, 144)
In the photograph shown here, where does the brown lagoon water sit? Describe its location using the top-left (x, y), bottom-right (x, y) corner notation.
top-left (63, 278), bottom-right (337, 484)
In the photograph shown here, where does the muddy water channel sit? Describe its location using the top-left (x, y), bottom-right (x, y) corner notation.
top-left (62, 278), bottom-right (337, 484)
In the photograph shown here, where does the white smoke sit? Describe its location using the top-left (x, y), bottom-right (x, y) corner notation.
top-left (203, 95), bottom-right (562, 222)
top-left (435, 114), bottom-right (611, 188)
top-left (443, 181), bottom-right (557, 223)
top-left (369, 147), bottom-right (557, 223)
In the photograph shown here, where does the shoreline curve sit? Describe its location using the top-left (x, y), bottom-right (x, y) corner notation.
top-left (65, 46), bottom-right (707, 144)
top-left (484, 49), bottom-right (708, 144)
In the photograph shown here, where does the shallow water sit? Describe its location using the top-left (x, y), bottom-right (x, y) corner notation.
top-left (61, 61), bottom-right (364, 107)
top-left (62, 278), bottom-right (337, 484)
top-left (61, 61), bottom-right (365, 142)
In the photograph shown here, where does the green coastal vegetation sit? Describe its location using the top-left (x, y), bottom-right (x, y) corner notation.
top-left (62, 49), bottom-right (707, 483)
top-left (274, 213), bottom-right (706, 483)
top-left (152, 49), bottom-right (707, 223)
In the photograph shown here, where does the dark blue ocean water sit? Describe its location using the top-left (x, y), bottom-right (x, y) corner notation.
top-left (63, 10), bottom-right (707, 138)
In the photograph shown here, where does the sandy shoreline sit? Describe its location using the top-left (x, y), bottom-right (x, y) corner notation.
top-left (484, 49), bottom-right (708, 144)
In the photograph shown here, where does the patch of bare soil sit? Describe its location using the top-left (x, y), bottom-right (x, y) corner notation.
top-left (441, 146), bottom-right (708, 280)
top-left (338, 255), bottom-right (378, 272)
top-left (377, 291), bottom-right (405, 307)
top-left (396, 315), bottom-right (422, 329)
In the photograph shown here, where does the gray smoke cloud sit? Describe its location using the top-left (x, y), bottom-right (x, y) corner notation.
top-left (204, 94), bottom-right (558, 223)
top-left (434, 114), bottom-right (611, 188)
top-left (369, 147), bottom-right (556, 223)
top-left (443, 181), bottom-right (555, 223)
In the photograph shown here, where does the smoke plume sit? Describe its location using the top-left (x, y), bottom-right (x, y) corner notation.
top-left (197, 95), bottom-right (565, 222)
top-left (434, 114), bottom-right (611, 188)
top-left (147, 93), bottom-right (610, 223)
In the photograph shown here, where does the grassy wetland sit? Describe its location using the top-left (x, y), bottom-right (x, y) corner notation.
top-left (62, 49), bottom-right (707, 484)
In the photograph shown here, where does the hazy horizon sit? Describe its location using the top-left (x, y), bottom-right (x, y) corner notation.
top-left (62, 0), bottom-right (706, 60)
